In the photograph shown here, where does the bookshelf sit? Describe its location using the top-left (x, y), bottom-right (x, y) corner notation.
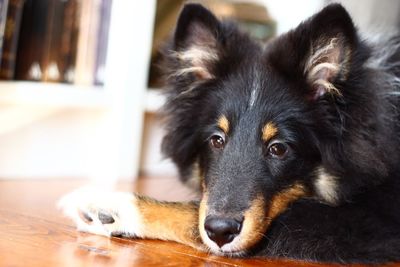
top-left (0, 0), bottom-right (158, 182)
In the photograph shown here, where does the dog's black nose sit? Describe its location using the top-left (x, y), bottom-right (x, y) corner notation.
top-left (204, 216), bottom-right (242, 247)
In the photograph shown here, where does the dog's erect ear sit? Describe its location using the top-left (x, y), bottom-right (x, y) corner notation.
top-left (161, 4), bottom-right (223, 183)
top-left (168, 4), bottom-right (221, 81)
top-left (268, 4), bottom-right (358, 100)
top-left (301, 4), bottom-right (355, 100)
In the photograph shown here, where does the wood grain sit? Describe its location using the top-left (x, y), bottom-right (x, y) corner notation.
top-left (0, 178), bottom-right (398, 267)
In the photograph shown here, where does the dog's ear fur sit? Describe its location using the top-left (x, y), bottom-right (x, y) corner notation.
top-left (166, 4), bottom-right (222, 84)
top-left (161, 4), bottom-right (224, 181)
top-left (268, 4), bottom-right (358, 100)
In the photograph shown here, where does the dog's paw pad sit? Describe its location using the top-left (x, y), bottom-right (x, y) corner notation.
top-left (79, 210), bottom-right (94, 224)
top-left (98, 211), bottom-right (115, 224)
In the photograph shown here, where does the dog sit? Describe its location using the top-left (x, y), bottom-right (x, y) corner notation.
top-left (60, 3), bottom-right (400, 264)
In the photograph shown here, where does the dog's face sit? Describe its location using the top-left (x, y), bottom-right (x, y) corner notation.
top-left (162, 4), bottom-right (366, 255)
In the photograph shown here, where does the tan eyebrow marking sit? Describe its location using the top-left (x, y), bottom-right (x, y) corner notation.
top-left (262, 122), bottom-right (278, 142)
top-left (217, 115), bottom-right (229, 134)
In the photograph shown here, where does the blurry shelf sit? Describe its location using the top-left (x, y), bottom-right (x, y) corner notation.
top-left (0, 81), bottom-right (111, 108)
top-left (0, 82), bottom-right (168, 111)
top-left (146, 88), bottom-right (166, 113)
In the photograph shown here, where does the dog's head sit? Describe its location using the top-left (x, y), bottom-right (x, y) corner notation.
top-left (162, 3), bottom-right (387, 255)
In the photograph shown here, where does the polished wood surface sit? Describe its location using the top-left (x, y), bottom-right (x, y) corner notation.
top-left (0, 178), bottom-right (398, 267)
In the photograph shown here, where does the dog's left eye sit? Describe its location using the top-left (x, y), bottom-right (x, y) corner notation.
top-left (209, 134), bottom-right (225, 149)
top-left (268, 141), bottom-right (288, 159)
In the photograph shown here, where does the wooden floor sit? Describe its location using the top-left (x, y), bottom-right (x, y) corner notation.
top-left (0, 177), bottom-right (398, 267)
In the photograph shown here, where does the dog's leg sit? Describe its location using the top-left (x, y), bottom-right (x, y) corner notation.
top-left (58, 188), bottom-right (203, 249)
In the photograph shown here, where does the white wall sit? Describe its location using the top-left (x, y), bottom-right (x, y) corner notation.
top-left (331, 0), bottom-right (400, 34)
top-left (139, 113), bottom-right (178, 176)
top-left (259, 0), bottom-right (324, 34)
top-left (0, 108), bottom-right (106, 178)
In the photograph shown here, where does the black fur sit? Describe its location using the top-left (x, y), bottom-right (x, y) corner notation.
top-left (161, 3), bottom-right (400, 264)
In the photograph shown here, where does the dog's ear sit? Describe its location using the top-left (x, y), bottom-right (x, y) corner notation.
top-left (268, 4), bottom-right (358, 100)
top-left (166, 4), bottom-right (222, 82)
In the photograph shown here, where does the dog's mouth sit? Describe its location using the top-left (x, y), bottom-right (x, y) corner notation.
top-left (199, 183), bottom-right (307, 255)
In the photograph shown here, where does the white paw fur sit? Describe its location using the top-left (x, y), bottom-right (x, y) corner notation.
top-left (58, 187), bottom-right (144, 237)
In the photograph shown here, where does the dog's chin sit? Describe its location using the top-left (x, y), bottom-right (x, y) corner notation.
top-left (212, 249), bottom-right (247, 258)
top-left (203, 236), bottom-right (249, 257)
top-left (208, 246), bottom-right (247, 257)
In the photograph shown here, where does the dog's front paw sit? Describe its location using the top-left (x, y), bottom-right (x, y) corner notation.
top-left (58, 187), bottom-right (144, 238)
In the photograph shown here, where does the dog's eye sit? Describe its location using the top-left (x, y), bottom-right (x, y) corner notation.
top-left (268, 142), bottom-right (288, 159)
top-left (210, 134), bottom-right (225, 149)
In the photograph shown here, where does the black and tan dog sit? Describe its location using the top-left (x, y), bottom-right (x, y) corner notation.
top-left (60, 3), bottom-right (400, 264)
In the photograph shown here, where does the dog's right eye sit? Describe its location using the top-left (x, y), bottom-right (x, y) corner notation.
top-left (210, 134), bottom-right (225, 149)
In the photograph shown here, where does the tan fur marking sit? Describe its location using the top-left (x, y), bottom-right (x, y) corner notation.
top-left (308, 62), bottom-right (339, 78)
top-left (171, 45), bottom-right (218, 80)
top-left (136, 197), bottom-right (203, 249)
top-left (313, 79), bottom-right (342, 96)
top-left (239, 195), bottom-right (268, 249)
top-left (232, 185), bottom-right (306, 250)
top-left (305, 37), bottom-right (350, 96)
top-left (172, 66), bottom-right (213, 80)
top-left (262, 122), bottom-right (278, 142)
top-left (217, 115), bottom-right (230, 134)
top-left (198, 191), bottom-right (209, 247)
top-left (268, 183), bottom-right (308, 220)
top-left (175, 46), bottom-right (218, 62)
top-left (198, 184), bottom-right (307, 252)
top-left (305, 38), bottom-right (340, 73)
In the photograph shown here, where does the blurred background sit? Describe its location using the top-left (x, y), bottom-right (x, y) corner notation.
top-left (0, 0), bottom-right (398, 184)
